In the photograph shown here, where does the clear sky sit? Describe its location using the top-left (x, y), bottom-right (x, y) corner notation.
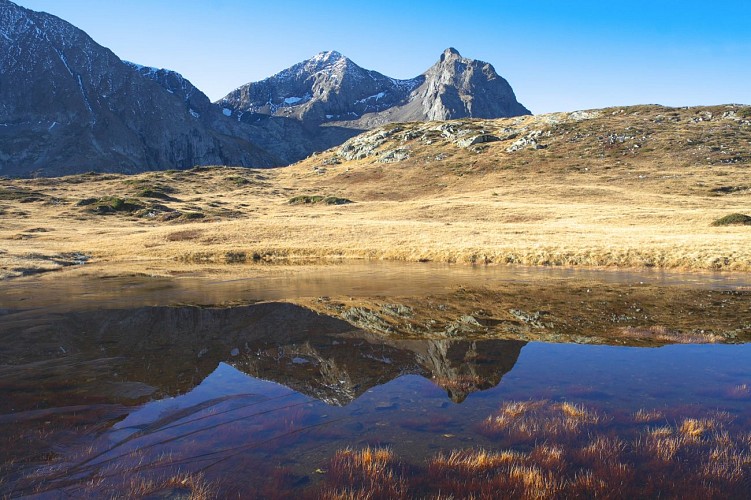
top-left (12, 0), bottom-right (751, 114)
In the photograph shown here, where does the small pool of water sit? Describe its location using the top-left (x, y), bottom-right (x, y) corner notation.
top-left (2, 265), bottom-right (750, 496)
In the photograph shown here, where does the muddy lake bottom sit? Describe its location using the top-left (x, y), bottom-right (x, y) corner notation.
top-left (1, 264), bottom-right (751, 498)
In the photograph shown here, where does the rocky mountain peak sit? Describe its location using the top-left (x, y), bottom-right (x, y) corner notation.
top-left (1, 0), bottom-right (531, 175)
top-left (440, 47), bottom-right (462, 61)
top-left (308, 50), bottom-right (345, 66)
top-left (276, 50), bottom-right (358, 81)
top-left (218, 48), bottom-right (530, 165)
top-left (415, 48), bottom-right (531, 121)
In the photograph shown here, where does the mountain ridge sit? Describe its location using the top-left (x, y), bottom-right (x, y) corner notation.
top-left (217, 47), bottom-right (531, 164)
top-left (1, 0), bottom-right (530, 176)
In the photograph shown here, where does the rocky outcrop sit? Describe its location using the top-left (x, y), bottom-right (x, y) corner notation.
top-left (0, 0), bottom-right (276, 177)
top-left (369, 47), bottom-right (531, 123)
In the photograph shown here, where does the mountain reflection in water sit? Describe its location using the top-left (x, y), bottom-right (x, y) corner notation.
top-left (2, 301), bottom-right (751, 497)
top-left (0, 302), bottom-right (524, 409)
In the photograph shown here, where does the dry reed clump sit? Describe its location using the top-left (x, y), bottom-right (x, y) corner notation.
top-left (81, 472), bottom-right (217, 500)
top-left (480, 400), bottom-right (603, 443)
top-left (578, 436), bottom-right (627, 463)
top-left (354, 404), bottom-right (751, 498)
top-left (429, 448), bottom-right (522, 474)
top-left (528, 444), bottom-right (566, 473)
top-left (320, 447), bottom-right (409, 500)
top-left (679, 418), bottom-right (717, 439)
top-left (428, 402), bottom-right (750, 497)
top-left (131, 472), bottom-right (215, 500)
top-left (426, 449), bottom-right (562, 499)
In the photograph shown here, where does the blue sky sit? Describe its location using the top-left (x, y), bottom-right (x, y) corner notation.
top-left (13, 0), bottom-right (751, 114)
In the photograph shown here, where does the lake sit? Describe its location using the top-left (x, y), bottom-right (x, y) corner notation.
top-left (1, 264), bottom-right (750, 498)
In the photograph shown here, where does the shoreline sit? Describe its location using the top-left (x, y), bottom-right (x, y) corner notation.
top-left (4, 241), bottom-right (751, 281)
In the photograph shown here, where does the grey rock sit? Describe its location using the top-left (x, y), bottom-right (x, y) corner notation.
top-left (445, 314), bottom-right (486, 336)
top-left (506, 130), bottom-right (545, 152)
top-left (509, 309), bottom-right (548, 329)
top-left (381, 304), bottom-right (414, 318)
top-left (378, 148), bottom-right (410, 163)
top-left (342, 307), bottom-right (393, 334)
top-left (457, 134), bottom-right (500, 148)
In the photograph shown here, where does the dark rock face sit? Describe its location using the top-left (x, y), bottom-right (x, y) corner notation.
top-left (0, 0), bottom-right (276, 177)
top-left (219, 48), bottom-right (531, 164)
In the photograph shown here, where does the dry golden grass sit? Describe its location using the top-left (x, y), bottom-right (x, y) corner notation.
top-left (115, 472), bottom-right (216, 500)
top-left (322, 447), bottom-right (409, 500)
top-left (323, 402), bottom-right (751, 498)
top-left (619, 325), bottom-right (726, 343)
top-left (298, 282), bottom-right (751, 344)
top-left (679, 418), bottom-right (716, 439)
top-left (633, 408), bottom-right (665, 423)
top-left (481, 400), bottom-right (604, 443)
top-left (1, 105), bottom-right (750, 280)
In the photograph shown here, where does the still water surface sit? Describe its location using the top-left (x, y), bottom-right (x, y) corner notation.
top-left (1, 265), bottom-right (750, 497)
top-left (2, 261), bottom-right (749, 312)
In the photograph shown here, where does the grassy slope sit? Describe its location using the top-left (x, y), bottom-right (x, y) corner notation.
top-left (0, 104), bottom-right (750, 279)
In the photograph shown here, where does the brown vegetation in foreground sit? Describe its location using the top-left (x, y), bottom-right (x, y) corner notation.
top-left (319, 402), bottom-right (751, 499)
top-left (0, 104), bottom-right (750, 279)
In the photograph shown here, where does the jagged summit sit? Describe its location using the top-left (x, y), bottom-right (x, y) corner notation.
top-left (219, 47), bottom-right (530, 124)
top-left (441, 47), bottom-right (462, 59)
top-left (219, 50), bottom-right (416, 125)
top-left (407, 47), bottom-right (531, 121)
top-left (219, 47), bottom-right (530, 128)
top-left (218, 48), bottom-right (530, 164)
top-left (276, 50), bottom-right (350, 81)
top-left (308, 49), bottom-right (345, 65)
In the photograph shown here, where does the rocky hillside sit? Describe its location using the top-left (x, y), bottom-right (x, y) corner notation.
top-left (0, 105), bottom-right (750, 277)
top-left (288, 104), bottom-right (751, 200)
top-left (0, 0), bottom-right (276, 177)
top-left (219, 48), bottom-right (530, 164)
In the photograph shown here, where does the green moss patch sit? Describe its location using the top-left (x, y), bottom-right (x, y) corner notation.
top-left (712, 213), bottom-right (751, 226)
top-left (289, 195), bottom-right (353, 206)
top-left (0, 187), bottom-right (46, 202)
top-left (77, 196), bottom-right (145, 215)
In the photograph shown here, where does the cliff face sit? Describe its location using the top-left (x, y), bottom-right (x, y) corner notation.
top-left (0, 0), bottom-right (276, 177)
